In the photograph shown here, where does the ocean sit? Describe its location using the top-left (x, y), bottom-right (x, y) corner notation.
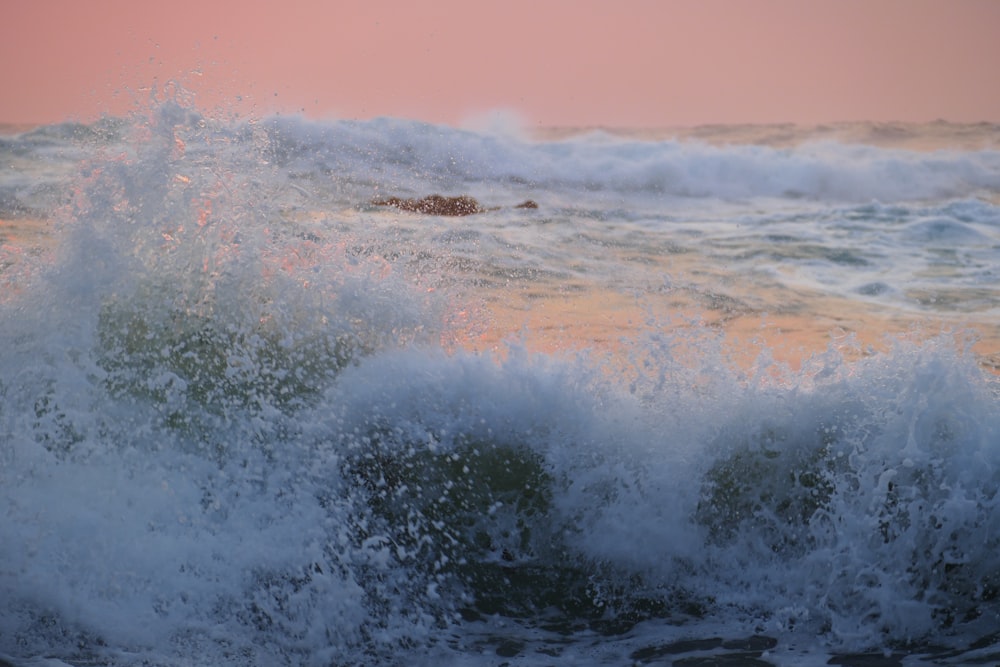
top-left (2, 96), bottom-right (1000, 666)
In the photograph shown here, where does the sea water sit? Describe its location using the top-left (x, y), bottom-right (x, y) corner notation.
top-left (2, 94), bottom-right (1000, 666)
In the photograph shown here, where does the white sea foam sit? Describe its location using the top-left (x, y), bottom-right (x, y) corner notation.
top-left (1, 100), bottom-right (999, 666)
top-left (252, 114), bottom-right (1000, 204)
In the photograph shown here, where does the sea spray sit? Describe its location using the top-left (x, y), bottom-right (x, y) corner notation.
top-left (695, 333), bottom-right (1000, 644)
top-left (0, 101), bottom-right (449, 663)
top-left (2, 98), bottom-right (1000, 665)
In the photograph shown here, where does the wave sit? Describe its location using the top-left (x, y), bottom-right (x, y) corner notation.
top-left (245, 114), bottom-right (1000, 204)
top-left (5, 107), bottom-right (1000, 215)
top-left (1, 100), bottom-right (999, 666)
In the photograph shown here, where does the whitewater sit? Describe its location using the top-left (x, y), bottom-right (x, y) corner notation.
top-left (2, 94), bottom-right (1000, 666)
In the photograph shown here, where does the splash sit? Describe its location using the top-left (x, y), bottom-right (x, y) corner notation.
top-left (2, 96), bottom-right (999, 665)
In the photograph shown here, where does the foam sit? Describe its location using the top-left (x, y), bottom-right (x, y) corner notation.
top-left (252, 114), bottom-right (1000, 204)
top-left (1, 100), bottom-right (999, 666)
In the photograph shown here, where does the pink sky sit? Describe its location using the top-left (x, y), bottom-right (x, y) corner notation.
top-left (2, 0), bottom-right (999, 128)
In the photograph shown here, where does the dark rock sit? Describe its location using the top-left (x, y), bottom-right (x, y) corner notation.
top-left (373, 194), bottom-right (483, 216)
top-left (371, 194), bottom-right (538, 216)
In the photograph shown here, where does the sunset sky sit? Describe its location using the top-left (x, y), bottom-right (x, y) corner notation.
top-left (2, 0), bottom-right (999, 128)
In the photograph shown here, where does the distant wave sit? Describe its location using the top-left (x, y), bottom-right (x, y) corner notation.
top-left (252, 115), bottom-right (1000, 203)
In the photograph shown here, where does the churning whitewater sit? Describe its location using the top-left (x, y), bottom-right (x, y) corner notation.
top-left (1, 97), bottom-right (1000, 666)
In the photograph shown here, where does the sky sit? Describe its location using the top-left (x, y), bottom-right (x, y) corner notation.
top-left (2, 0), bottom-right (999, 128)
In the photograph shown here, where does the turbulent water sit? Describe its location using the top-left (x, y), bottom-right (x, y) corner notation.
top-left (2, 96), bottom-right (1000, 666)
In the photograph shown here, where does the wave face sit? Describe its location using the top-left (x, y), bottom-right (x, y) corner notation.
top-left (1, 101), bottom-right (1000, 665)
